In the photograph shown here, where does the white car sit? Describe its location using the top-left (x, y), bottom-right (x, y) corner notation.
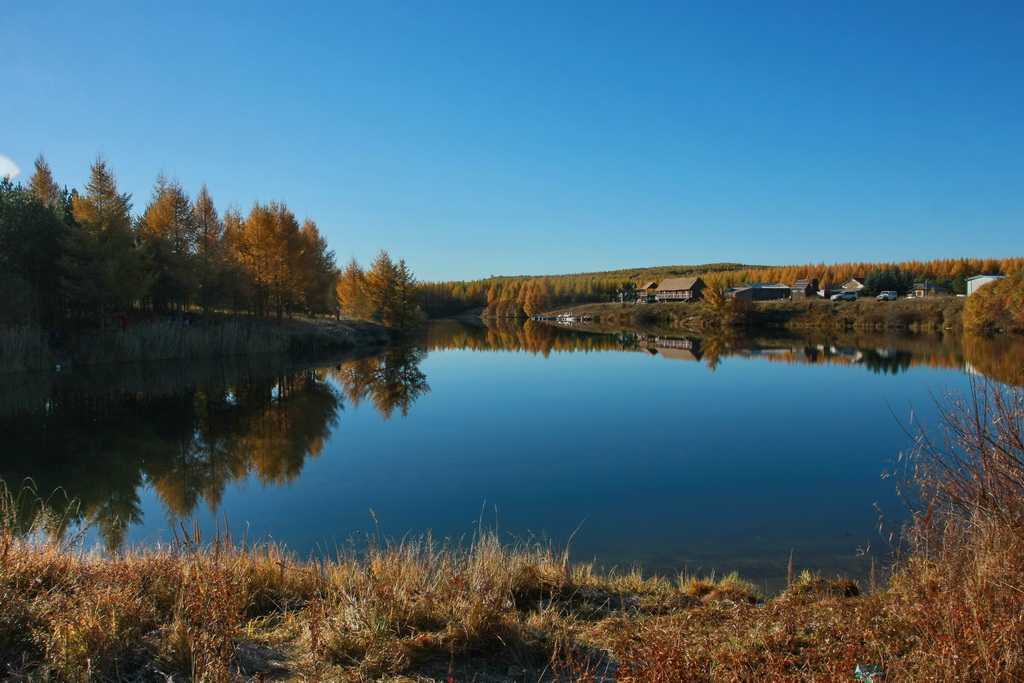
top-left (876, 291), bottom-right (898, 301)
top-left (830, 291), bottom-right (858, 301)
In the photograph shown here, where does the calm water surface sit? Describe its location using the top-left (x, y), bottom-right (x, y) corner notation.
top-left (3, 320), bottom-right (1022, 591)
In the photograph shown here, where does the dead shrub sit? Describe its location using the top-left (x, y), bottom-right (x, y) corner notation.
top-left (891, 378), bottom-right (1024, 680)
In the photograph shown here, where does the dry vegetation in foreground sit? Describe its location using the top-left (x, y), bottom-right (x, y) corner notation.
top-left (3, 379), bottom-right (1024, 681)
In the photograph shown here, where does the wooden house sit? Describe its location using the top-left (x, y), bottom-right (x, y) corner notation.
top-left (655, 277), bottom-right (706, 302)
top-left (911, 283), bottom-right (950, 298)
top-left (636, 281), bottom-right (658, 303)
top-left (840, 277), bottom-right (866, 292)
top-left (724, 283), bottom-right (792, 301)
top-left (791, 278), bottom-right (818, 299)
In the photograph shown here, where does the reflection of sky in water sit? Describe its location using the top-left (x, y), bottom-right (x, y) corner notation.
top-left (123, 341), bottom-right (971, 590)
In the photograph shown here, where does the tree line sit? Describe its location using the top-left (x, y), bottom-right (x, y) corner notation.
top-left (420, 257), bottom-right (1023, 318)
top-left (0, 154), bottom-right (423, 331)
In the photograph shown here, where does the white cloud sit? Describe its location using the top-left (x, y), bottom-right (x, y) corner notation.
top-left (0, 155), bottom-right (20, 179)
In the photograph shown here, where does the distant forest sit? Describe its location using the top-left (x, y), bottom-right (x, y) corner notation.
top-left (421, 258), bottom-right (1024, 318)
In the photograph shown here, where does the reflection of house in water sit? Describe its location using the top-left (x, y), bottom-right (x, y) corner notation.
top-left (655, 346), bottom-right (702, 362)
top-left (733, 347), bottom-right (795, 359)
top-left (640, 336), bottom-right (703, 361)
top-left (576, 326), bottom-right (946, 377)
top-left (826, 345), bottom-right (865, 363)
top-left (730, 343), bottom-right (870, 365)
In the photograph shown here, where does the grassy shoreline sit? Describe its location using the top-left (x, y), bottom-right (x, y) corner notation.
top-left (0, 504), bottom-right (882, 683)
top-left (0, 316), bottom-right (392, 374)
top-left (0, 505), bottom-right (1008, 682)
top-left (536, 297), bottom-right (966, 334)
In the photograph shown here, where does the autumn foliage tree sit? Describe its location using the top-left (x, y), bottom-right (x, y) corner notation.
top-left (336, 257), bottom-right (373, 318)
top-left (518, 277), bottom-right (553, 316)
top-left (1, 153), bottom-right (358, 327)
top-left (192, 184), bottom-right (228, 315)
top-left (364, 250), bottom-right (424, 332)
top-left (138, 173), bottom-right (199, 313)
top-left (28, 154), bottom-right (63, 207)
top-left (233, 201), bottom-right (309, 317)
top-left (964, 271), bottom-right (1024, 334)
top-left (295, 218), bottom-right (339, 315)
top-left (64, 155), bottom-right (150, 322)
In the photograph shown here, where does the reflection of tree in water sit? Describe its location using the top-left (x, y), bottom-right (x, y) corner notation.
top-left (862, 349), bottom-right (914, 375)
top-left (146, 370), bottom-right (343, 523)
top-left (330, 345), bottom-right (429, 421)
top-left (426, 318), bottom-right (630, 355)
top-left (0, 349), bottom-right (433, 548)
top-left (963, 334), bottom-right (1024, 386)
top-left (698, 333), bottom-right (729, 372)
top-left (424, 320), bottom-right (987, 382)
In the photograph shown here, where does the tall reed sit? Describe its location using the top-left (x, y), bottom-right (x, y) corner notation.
top-left (69, 320), bottom-right (289, 365)
top-left (0, 325), bottom-right (52, 373)
top-left (887, 378), bottom-right (1024, 679)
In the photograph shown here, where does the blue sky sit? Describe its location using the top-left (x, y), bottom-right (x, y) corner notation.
top-left (3, 1), bottom-right (1021, 282)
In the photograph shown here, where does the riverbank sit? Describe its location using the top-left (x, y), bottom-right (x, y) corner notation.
top-left (538, 297), bottom-right (965, 334)
top-left (0, 315), bottom-right (392, 374)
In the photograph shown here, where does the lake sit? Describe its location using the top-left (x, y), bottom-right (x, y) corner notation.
top-left (3, 319), bottom-right (1022, 592)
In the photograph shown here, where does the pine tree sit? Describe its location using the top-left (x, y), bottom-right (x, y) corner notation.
top-left (235, 202), bottom-right (277, 316)
top-left (365, 249), bottom-right (400, 322)
top-left (220, 205), bottom-right (251, 312)
top-left (270, 202), bottom-right (302, 318)
top-left (138, 173), bottom-right (198, 312)
top-left (192, 184), bottom-right (225, 314)
top-left (28, 154), bottom-right (62, 206)
top-left (295, 218), bottom-right (338, 315)
top-left (64, 155), bottom-right (150, 322)
top-left (364, 250), bottom-right (424, 331)
top-left (390, 258), bottom-right (424, 331)
top-left (336, 257), bottom-right (373, 318)
top-left (0, 177), bottom-right (67, 323)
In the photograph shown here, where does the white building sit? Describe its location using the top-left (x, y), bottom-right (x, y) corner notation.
top-left (966, 274), bottom-right (1005, 296)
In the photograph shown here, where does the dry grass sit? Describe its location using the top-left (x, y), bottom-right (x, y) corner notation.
top-left (3, 379), bottom-right (1024, 681)
top-left (754, 297), bottom-right (964, 332)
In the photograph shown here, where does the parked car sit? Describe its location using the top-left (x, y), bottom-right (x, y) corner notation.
top-left (830, 291), bottom-right (858, 301)
top-left (876, 291), bottom-right (898, 301)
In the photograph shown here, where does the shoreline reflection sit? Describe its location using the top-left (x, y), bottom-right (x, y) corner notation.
top-left (0, 344), bottom-right (429, 548)
top-left (1, 320), bottom-right (1020, 556)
